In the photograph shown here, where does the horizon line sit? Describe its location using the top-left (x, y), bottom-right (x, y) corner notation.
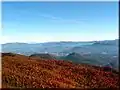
top-left (1, 39), bottom-right (118, 44)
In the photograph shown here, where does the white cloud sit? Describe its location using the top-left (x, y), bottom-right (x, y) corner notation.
top-left (1, 32), bottom-right (118, 44)
top-left (1, 34), bottom-right (54, 44)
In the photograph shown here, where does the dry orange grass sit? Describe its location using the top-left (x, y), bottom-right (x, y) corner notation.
top-left (2, 53), bottom-right (119, 89)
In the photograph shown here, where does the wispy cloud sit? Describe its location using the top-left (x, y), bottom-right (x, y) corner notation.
top-left (40, 14), bottom-right (62, 20)
top-left (39, 13), bottom-right (84, 24)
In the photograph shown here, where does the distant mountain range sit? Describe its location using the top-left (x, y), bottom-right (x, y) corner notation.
top-left (29, 53), bottom-right (56, 60)
top-left (2, 39), bottom-right (118, 55)
top-left (93, 39), bottom-right (118, 45)
top-left (29, 52), bottom-right (118, 71)
top-left (1, 39), bottom-right (118, 70)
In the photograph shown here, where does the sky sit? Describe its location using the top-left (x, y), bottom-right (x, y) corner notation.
top-left (1, 2), bottom-right (119, 43)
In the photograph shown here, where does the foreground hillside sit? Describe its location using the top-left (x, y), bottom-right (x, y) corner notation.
top-left (2, 53), bottom-right (119, 89)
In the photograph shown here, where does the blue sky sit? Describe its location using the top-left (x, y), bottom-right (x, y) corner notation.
top-left (2, 2), bottom-right (118, 43)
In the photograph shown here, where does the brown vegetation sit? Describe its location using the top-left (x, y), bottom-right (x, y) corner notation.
top-left (2, 53), bottom-right (119, 89)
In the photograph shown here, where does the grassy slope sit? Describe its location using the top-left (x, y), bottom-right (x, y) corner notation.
top-left (2, 53), bottom-right (119, 88)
